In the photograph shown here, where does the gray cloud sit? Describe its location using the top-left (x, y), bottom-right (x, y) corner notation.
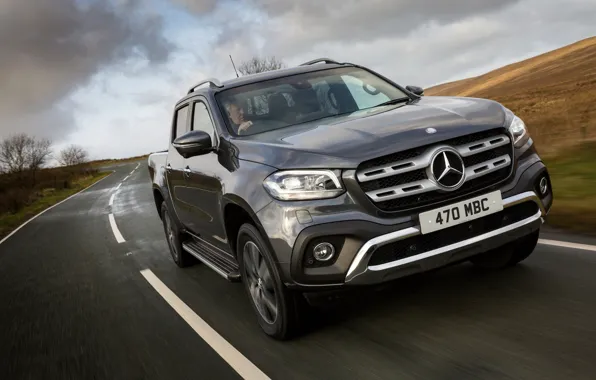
top-left (201, 0), bottom-right (595, 88)
top-left (173, 0), bottom-right (218, 13)
top-left (0, 0), bottom-right (173, 141)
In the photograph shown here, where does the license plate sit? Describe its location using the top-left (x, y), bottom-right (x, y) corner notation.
top-left (419, 191), bottom-right (503, 234)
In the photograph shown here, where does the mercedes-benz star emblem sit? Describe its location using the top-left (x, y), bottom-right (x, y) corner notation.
top-left (430, 149), bottom-right (465, 190)
top-left (426, 127), bottom-right (437, 134)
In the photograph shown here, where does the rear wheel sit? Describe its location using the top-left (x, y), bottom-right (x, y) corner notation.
top-left (238, 223), bottom-right (306, 340)
top-left (161, 202), bottom-right (194, 268)
top-left (470, 230), bottom-right (540, 270)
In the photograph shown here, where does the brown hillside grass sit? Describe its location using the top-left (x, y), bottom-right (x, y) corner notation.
top-left (426, 36), bottom-right (596, 156)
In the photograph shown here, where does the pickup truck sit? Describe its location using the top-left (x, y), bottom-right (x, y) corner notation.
top-left (148, 58), bottom-right (553, 340)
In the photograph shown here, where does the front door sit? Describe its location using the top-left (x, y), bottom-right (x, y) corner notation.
top-left (166, 103), bottom-right (191, 224)
top-left (178, 99), bottom-right (228, 252)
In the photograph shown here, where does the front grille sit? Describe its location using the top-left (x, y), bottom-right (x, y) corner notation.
top-left (369, 201), bottom-right (539, 266)
top-left (356, 128), bottom-right (513, 212)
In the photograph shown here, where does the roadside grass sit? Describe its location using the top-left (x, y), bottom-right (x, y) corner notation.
top-left (544, 142), bottom-right (596, 234)
top-left (0, 171), bottom-right (111, 240)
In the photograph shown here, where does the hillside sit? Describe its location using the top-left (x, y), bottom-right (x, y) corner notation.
top-left (426, 37), bottom-right (596, 155)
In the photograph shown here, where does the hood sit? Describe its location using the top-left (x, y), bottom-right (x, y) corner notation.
top-left (232, 96), bottom-right (509, 169)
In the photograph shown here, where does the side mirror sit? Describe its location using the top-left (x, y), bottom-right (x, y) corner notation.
top-left (406, 85), bottom-right (424, 96)
top-left (173, 130), bottom-right (213, 158)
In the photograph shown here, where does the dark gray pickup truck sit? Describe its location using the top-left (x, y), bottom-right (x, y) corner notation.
top-left (148, 58), bottom-right (553, 339)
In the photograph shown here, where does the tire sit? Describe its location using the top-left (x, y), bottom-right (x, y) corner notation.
top-left (470, 229), bottom-right (540, 270)
top-left (161, 202), bottom-right (194, 268)
top-left (237, 223), bottom-right (306, 340)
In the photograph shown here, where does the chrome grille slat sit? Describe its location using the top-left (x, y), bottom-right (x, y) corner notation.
top-left (465, 154), bottom-right (511, 181)
top-left (357, 134), bottom-right (510, 183)
top-left (358, 130), bottom-right (514, 208)
top-left (457, 135), bottom-right (510, 157)
top-left (356, 153), bottom-right (430, 183)
top-left (366, 179), bottom-right (438, 202)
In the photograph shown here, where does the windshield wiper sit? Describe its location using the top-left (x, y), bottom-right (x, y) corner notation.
top-left (374, 97), bottom-right (412, 108)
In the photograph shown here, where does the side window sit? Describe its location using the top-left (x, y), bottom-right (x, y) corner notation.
top-left (192, 102), bottom-right (215, 143)
top-left (174, 105), bottom-right (189, 140)
top-left (341, 75), bottom-right (390, 109)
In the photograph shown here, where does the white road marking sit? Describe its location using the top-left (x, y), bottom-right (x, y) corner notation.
top-left (0, 171), bottom-right (114, 246)
top-left (539, 239), bottom-right (596, 252)
top-left (114, 183), bottom-right (122, 191)
top-left (123, 175), bottom-right (130, 182)
top-left (135, 163), bottom-right (140, 169)
top-left (130, 170), bottom-right (135, 175)
top-left (140, 269), bottom-right (270, 380)
top-left (108, 213), bottom-right (126, 243)
top-left (109, 194), bottom-right (116, 207)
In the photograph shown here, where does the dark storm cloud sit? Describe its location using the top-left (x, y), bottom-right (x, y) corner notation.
top-left (0, 0), bottom-right (173, 140)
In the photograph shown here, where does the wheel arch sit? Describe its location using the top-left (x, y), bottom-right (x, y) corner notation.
top-left (222, 195), bottom-right (273, 259)
top-left (153, 186), bottom-right (165, 219)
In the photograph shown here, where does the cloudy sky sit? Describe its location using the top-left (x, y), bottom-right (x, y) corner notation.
top-left (1, 0), bottom-right (595, 160)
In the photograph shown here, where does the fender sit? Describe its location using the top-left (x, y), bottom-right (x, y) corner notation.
top-left (221, 194), bottom-right (272, 247)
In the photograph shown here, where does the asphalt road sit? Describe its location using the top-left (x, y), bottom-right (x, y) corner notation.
top-left (1, 161), bottom-right (596, 380)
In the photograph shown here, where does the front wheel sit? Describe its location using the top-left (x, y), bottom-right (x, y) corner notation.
top-left (237, 223), bottom-right (306, 340)
top-left (470, 230), bottom-right (540, 270)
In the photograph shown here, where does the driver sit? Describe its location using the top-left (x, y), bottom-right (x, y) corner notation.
top-left (224, 100), bottom-right (253, 135)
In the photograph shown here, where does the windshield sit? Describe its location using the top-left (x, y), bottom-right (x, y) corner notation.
top-left (216, 67), bottom-right (409, 136)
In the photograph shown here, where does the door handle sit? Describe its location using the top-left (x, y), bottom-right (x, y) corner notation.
top-left (183, 167), bottom-right (191, 178)
top-left (166, 163), bottom-right (172, 172)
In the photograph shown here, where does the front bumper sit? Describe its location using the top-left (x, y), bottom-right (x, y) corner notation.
top-left (345, 191), bottom-right (545, 285)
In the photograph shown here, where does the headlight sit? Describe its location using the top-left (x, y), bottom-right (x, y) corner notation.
top-left (263, 170), bottom-right (344, 200)
top-left (508, 115), bottom-right (530, 148)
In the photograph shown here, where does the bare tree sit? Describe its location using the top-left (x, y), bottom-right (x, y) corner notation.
top-left (58, 145), bottom-right (89, 166)
top-left (0, 133), bottom-right (52, 173)
top-left (29, 138), bottom-right (53, 171)
top-left (238, 56), bottom-right (285, 76)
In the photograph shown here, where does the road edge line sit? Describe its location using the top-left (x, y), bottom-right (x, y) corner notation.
top-left (139, 269), bottom-right (270, 380)
top-left (538, 239), bottom-right (596, 252)
top-left (0, 171), bottom-right (115, 246)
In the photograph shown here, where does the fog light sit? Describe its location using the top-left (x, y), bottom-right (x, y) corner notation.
top-left (539, 177), bottom-right (548, 195)
top-left (313, 242), bottom-right (335, 261)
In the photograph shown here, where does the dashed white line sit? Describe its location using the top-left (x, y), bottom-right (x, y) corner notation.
top-left (108, 213), bottom-right (126, 243)
top-left (140, 269), bottom-right (270, 380)
top-left (539, 239), bottom-right (596, 252)
top-left (130, 170), bottom-right (135, 175)
top-left (109, 194), bottom-right (116, 207)
top-left (135, 163), bottom-right (140, 169)
top-left (123, 175), bottom-right (130, 182)
top-left (0, 171), bottom-right (114, 246)
top-left (114, 183), bottom-right (122, 191)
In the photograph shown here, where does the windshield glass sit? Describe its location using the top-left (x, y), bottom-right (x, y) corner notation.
top-left (216, 67), bottom-right (409, 136)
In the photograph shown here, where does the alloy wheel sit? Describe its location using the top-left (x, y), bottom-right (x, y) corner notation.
top-left (164, 211), bottom-right (179, 261)
top-left (243, 241), bottom-right (278, 324)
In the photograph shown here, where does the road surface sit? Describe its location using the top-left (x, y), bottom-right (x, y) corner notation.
top-left (1, 161), bottom-right (595, 380)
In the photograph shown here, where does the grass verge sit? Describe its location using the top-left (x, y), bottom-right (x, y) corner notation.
top-left (543, 142), bottom-right (596, 235)
top-left (0, 171), bottom-right (111, 241)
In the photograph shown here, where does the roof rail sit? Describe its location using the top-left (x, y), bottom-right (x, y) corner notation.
top-left (299, 58), bottom-right (344, 66)
top-left (188, 78), bottom-right (224, 94)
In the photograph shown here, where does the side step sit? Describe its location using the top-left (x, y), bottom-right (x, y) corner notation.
top-left (182, 240), bottom-right (241, 282)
